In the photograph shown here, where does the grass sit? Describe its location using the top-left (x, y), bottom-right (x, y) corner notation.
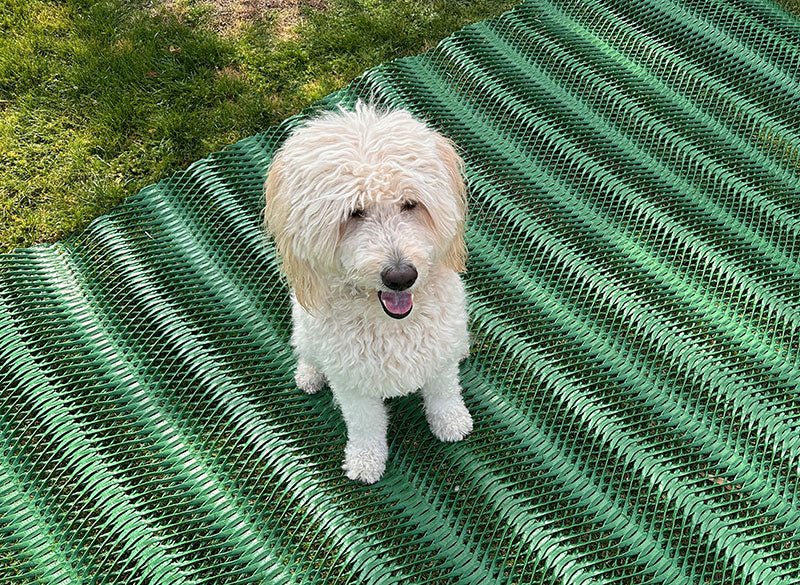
top-left (2, 0), bottom-right (798, 252)
top-left (0, 0), bottom-right (518, 252)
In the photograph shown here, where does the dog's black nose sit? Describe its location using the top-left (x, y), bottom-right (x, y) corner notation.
top-left (381, 264), bottom-right (418, 291)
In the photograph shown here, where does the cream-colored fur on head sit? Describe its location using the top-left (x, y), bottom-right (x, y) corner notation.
top-left (264, 102), bottom-right (472, 484)
top-left (265, 103), bottom-right (466, 310)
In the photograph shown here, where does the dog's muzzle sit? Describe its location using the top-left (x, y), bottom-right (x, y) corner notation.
top-left (379, 264), bottom-right (417, 319)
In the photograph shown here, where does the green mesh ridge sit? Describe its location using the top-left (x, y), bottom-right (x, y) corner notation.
top-left (2, 0), bottom-right (800, 583)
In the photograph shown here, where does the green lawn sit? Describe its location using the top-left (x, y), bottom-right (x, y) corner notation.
top-left (2, 0), bottom-right (798, 252)
top-left (0, 0), bottom-right (518, 251)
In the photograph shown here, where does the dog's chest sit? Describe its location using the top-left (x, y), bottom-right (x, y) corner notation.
top-left (294, 289), bottom-right (468, 397)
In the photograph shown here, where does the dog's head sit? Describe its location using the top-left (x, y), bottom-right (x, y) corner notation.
top-left (264, 102), bottom-right (466, 317)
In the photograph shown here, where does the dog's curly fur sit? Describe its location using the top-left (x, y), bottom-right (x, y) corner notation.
top-left (264, 102), bottom-right (471, 483)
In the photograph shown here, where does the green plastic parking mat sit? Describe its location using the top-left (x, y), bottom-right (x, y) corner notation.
top-left (2, 0), bottom-right (800, 583)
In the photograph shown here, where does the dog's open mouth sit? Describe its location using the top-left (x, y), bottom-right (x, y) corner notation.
top-left (378, 291), bottom-right (413, 319)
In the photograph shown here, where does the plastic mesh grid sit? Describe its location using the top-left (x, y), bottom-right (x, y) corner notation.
top-left (2, 0), bottom-right (800, 583)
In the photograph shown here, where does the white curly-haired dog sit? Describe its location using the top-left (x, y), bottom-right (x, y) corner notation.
top-left (264, 102), bottom-right (471, 484)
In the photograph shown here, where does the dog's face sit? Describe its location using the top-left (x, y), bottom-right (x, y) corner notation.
top-left (264, 103), bottom-right (466, 317)
top-left (337, 189), bottom-right (437, 319)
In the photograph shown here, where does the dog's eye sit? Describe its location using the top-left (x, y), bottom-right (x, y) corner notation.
top-left (349, 208), bottom-right (365, 219)
top-left (401, 200), bottom-right (417, 212)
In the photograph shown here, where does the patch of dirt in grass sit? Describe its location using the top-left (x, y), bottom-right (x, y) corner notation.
top-left (154, 0), bottom-right (326, 36)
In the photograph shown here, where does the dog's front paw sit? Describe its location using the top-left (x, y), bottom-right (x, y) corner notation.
top-left (427, 402), bottom-right (473, 442)
top-left (343, 442), bottom-right (388, 484)
top-left (295, 361), bottom-right (326, 394)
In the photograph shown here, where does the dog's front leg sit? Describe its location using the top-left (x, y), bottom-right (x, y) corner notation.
top-left (332, 388), bottom-right (388, 484)
top-left (422, 364), bottom-right (473, 442)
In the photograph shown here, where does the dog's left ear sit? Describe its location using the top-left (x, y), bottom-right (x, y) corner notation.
top-left (436, 134), bottom-right (468, 273)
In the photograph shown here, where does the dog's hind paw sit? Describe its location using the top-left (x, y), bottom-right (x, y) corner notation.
top-left (343, 443), bottom-right (387, 484)
top-left (295, 361), bottom-right (326, 394)
top-left (427, 402), bottom-right (473, 443)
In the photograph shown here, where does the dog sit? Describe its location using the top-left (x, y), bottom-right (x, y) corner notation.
top-left (264, 102), bottom-right (471, 483)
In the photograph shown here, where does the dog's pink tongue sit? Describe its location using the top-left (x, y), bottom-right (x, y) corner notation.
top-left (379, 291), bottom-right (413, 319)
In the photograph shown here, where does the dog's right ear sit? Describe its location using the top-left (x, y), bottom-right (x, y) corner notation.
top-left (264, 149), bottom-right (326, 311)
